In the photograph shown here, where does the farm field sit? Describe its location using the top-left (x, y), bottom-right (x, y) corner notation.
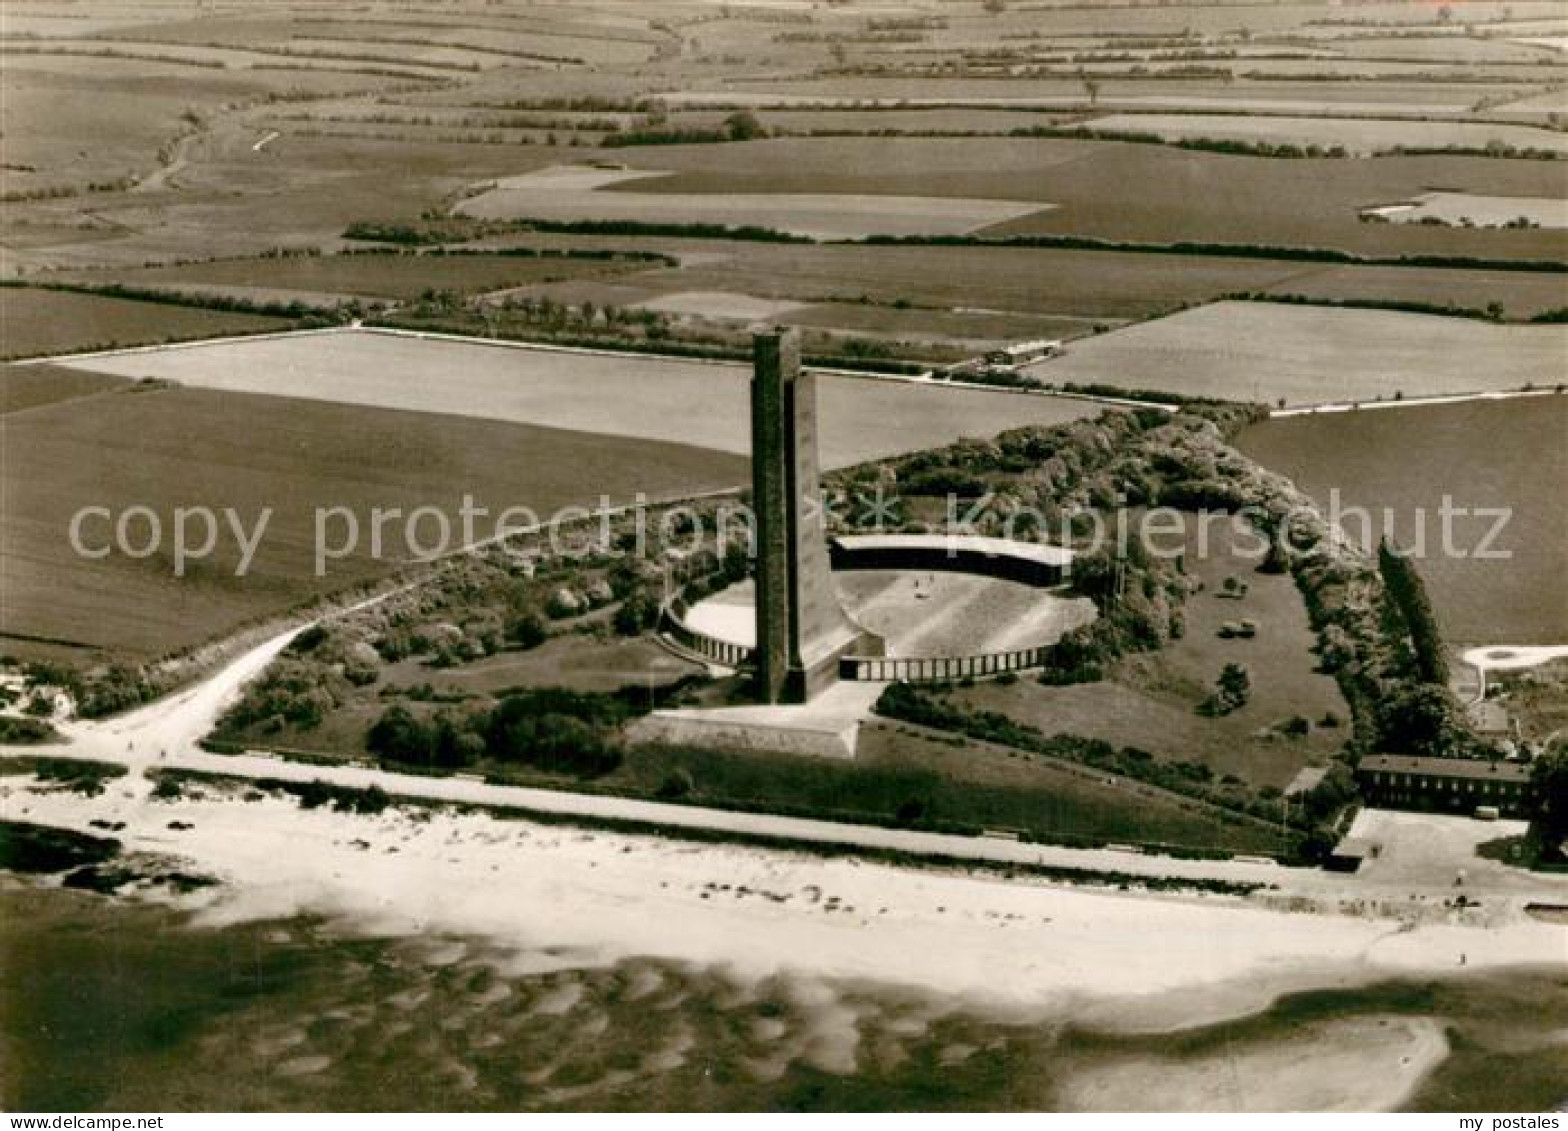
top-left (581, 136), bottom-right (1568, 260)
top-left (628, 287), bottom-right (1102, 344)
top-left (4, 132), bottom-right (557, 271)
top-left (494, 241), bottom-right (1326, 322)
top-left (1368, 191), bottom-right (1568, 229)
top-left (57, 250), bottom-right (667, 304)
top-left (1081, 113), bottom-right (1568, 156)
top-left (0, 287), bottom-right (292, 360)
top-left (949, 522), bottom-right (1350, 791)
top-left (666, 78), bottom-right (1535, 116)
top-left (1256, 264), bottom-right (1568, 319)
top-left (47, 328), bottom-right (1105, 469)
top-left (0, 381), bottom-right (746, 660)
top-left (0, 363), bottom-right (128, 414)
top-left (778, 303), bottom-right (1102, 347)
top-left (480, 237), bottom-right (1568, 323)
top-left (1238, 395), bottom-right (1568, 645)
top-left (454, 164), bottom-right (1049, 240)
top-left (1030, 301), bottom-right (1568, 405)
top-left (0, 54), bottom-right (419, 199)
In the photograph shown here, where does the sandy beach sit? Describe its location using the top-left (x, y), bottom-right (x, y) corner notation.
top-left (5, 758), bottom-right (1564, 1112)
top-left (4, 625), bottom-right (1565, 1110)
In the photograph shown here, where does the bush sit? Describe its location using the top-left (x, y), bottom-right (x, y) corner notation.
top-left (613, 590), bottom-right (662, 636)
top-left (1201, 663), bottom-right (1251, 716)
top-left (367, 705), bottom-right (484, 769)
top-left (0, 716), bottom-right (57, 745)
top-left (505, 607), bottom-right (549, 649)
top-left (656, 768), bottom-right (695, 799)
top-left (1279, 715), bottom-right (1311, 738)
top-left (484, 689), bottom-right (632, 776)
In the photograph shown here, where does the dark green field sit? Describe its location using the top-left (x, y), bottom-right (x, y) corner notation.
top-left (613, 137), bottom-right (1567, 262)
top-left (0, 378), bottom-right (744, 660)
top-left (1, 289), bottom-right (292, 360)
top-left (0, 363), bottom-right (129, 414)
top-left (61, 250), bottom-right (662, 303)
top-left (1239, 395), bottom-right (1568, 644)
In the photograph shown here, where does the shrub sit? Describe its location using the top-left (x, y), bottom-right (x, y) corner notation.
top-left (656, 768), bottom-right (695, 799)
top-left (505, 607), bottom-right (549, 649)
top-left (1279, 715), bottom-right (1311, 738)
top-left (0, 716), bottom-right (57, 745)
top-left (613, 590), bottom-right (662, 636)
top-left (1201, 663), bottom-right (1251, 716)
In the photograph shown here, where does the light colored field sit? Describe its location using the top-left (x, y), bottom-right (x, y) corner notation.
top-left (1367, 191), bottom-right (1568, 229)
top-left (634, 290), bottom-right (806, 321)
top-left (1332, 33), bottom-right (1557, 63)
top-left (1492, 87), bottom-right (1568, 112)
top-left (1030, 301), bottom-right (1568, 406)
top-left (1512, 36), bottom-right (1568, 51)
top-left (1084, 113), bottom-right (1568, 155)
top-left (0, 43), bottom-right (463, 80)
top-left (836, 571), bottom-right (1097, 658)
top-left (454, 164), bottom-right (1050, 239)
top-left (686, 574), bottom-right (1096, 658)
top-left (781, 302), bottom-right (1104, 346)
top-left (49, 328), bottom-right (1102, 469)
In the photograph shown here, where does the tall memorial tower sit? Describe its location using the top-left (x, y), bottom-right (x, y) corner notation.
top-left (750, 329), bottom-right (882, 704)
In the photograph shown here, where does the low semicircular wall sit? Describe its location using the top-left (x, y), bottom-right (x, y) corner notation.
top-left (659, 534), bottom-right (1079, 683)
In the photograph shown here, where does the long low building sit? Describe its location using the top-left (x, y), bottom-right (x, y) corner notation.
top-left (829, 533), bottom-right (1074, 588)
top-left (1355, 754), bottom-right (1536, 817)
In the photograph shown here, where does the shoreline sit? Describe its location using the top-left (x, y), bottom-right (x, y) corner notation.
top-left (6, 765), bottom-right (1562, 1028)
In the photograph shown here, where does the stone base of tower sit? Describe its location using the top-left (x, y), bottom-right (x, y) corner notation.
top-left (769, 626), bottom-right (885, 706)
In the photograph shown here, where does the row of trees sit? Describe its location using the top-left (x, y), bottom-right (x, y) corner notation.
top-left (366, 687), bottom-right (652, 778)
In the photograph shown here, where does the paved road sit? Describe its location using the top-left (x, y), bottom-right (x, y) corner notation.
top-left (13, 614), bottom-right (1568, 909)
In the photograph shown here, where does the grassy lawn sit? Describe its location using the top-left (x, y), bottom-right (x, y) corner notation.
top-left (215, 704), bottom-right (1290, 856)
top-left (950, 520), bottom-right (1349, 791)
top-left (384, 635), bottom-right (704, 697)
top-left (606, 723), bottom-right (1289, 855)
top-left (1488, 657), bottom-right (1568, 748)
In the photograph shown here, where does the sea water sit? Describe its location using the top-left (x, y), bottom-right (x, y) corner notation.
top-left (4, 884), bottom-right (1565, 1112)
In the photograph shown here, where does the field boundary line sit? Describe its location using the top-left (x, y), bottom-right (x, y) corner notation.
top-left (1271, 386), bottom-right (1563, 417)
top-left (13, 325), bottom-right (354, 366)
top-left (18, 323), bottom-right (1169, 414)
top-left (360, 327), bottom-right (1171, 410)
